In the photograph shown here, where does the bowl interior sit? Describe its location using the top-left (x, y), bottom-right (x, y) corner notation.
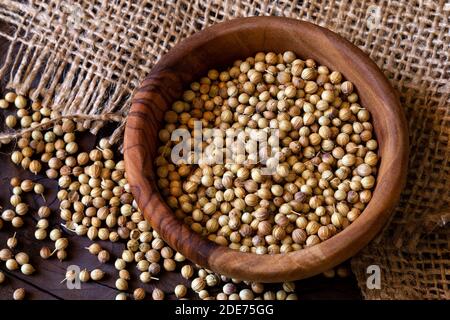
top-left (125, 17), bottom-right (408, 282)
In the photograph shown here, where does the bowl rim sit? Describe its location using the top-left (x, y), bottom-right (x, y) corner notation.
top-left (124, 16), bottom-right (409, 282)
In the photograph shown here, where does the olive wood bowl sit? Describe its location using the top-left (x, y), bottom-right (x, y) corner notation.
top-left (124, 17), bottom-right (408, 282)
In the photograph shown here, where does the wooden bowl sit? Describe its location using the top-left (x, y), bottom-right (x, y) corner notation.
top-left (124, 17), bottom-right (408, 282)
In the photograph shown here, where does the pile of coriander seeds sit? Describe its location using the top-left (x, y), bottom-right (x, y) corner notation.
top-left (0, 91), bottom-right (321, 300)
top-left (155, 51), bottom-right (379, 254)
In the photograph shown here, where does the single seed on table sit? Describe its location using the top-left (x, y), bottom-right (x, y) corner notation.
top-left (119, 270), bottom-right (130, 280)
top-left (139, 271), bottom-right (159, 283)
top-left (7, 233), bottom-right (17, 249)
top-left (163, 258), bottom-right (176, 271)
top-left (239, 289), bottom-right (254, 300)
top-left (14, 95), bottom-right (27, 108)
top-left (19, 179), bottom-right (33, 192)
top-left (14, 203), bottom-right (28, 216)
top-left (156, 52), bottom-right (378, 253)
top-left (174, 284), bottom-right (187, 298)
top-left (197, 269), bottom-right (208, 279)
top-left (114, 258), bottom-right (126, 270)
top-left (21, 264), bottom-right (35, 275)
top-left (0, 271), bottom-right (5, 284)
top-left (0, 248), bottom-right (12, 261)
top-left (13, 288), bottom-right (25, 300)
top-left (97, 250), bottom-right (110, 263)
top-left (4, 92), bottom-right (16, 103)
top-left (286, 293), bottom-right (298, 300)
top-left (57, 249), bottom-right (67, 261)
top-left (121, 249), bottom-right (134, 263)
top-left (90, 269), bottom-right (105, 281)
top-left (49, 228), bottom-right (62, 241)
top-left (180, 265), bottom-right (194, 279)
top-left (222, 283), bottom-right (236, 295)
top-left (64, 270), bottom-right (77, 282)
top-left (282, 281), bottom-right (296, 293)
top-left (336, 266), bottom-right (350, 278)
top-left (29, 160), bottom-right (42, 174)
top-left (38, 206), bottom-right (51, 218)
top-left (35, 229), bottom-right (47, 240)
top-left (115, 278), bottom-right (128, 291)
top-left (251, 282), bottom-right (264, 294)
top-left (1, 209), bottom-right (15, 222)
top-left (276, 290), bottom-right (288, 300)
top-left (201, 290), bottom-right (212, 300)
top-left (191, 277), bottom-right (206, 292)
top-left (115, 293), bottom-right (127, 300)
top-left (229, 293), bottom-right (240, 300)
top-left (40, 246), bottom-right (51, 259)
top-left (6, 258), bottom-right (19, 270)
top-left (79, 269), bottom-right (90, 282)
top-left (133, 288), bottom-right (146, 300)
top-left (11, 217), bottom-right (24, 228)
top-left (0, 99), bottom-right (8, 109)
top-left (11, 151), bottom-right (23, 164)
top-left (36, 219), bottom-right (49, 229)
top-left (263, 291), bottom-right (276, 300)
top-left (5, 115), bottom-right (17, 128)
top-left (15, 252), bottom-right (29, 265)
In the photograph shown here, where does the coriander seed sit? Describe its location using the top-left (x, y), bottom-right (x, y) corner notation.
top-left (156, 52), bottom-right (378, 253)
top-left (134, 288), bottom-right (146, 300)
top-left (57, 249), bottom-right (67, 261)
top-left (181, 265), bottom-right (194, 279)
top-left (6, 258), bottom-right (19, 270)
top-left (49, 228), bottom-right (62, 241)
top-left (0, 99), bottom-right (8, 109)
top-left (114, 258), bottom-right (126, 270)
top-left (286, 293), bottom-right (298, 300)
top-left (90, 269), bottom-right (105, 281)
top-left (119, 269), bottom-right (130, 280)
top-left (191, 277), bottom-right (206, 292)
top-left (152, 288), bottom-right (165, 300)
top-left (276, 290), bottom-right (287, 300)
top-left (21, 264), bottom-right (35, 275)
top-left (0, 248), bottom-right (12, 261)
top-left (15, 252), bottom-right (29, 265)
top-left (239, 289), bottom-right (254, 300)
top-left (55, 238), bottom-right (69, 251)
top-left (115, 278), bottom-right (128, 291)
top-left (98, 250), bottom-right (110, 263)
top-left (7, 233), bottom-right (18, 249)
top-left (40, 247), bottom-right (51, 259)
top-left (5, 115), bottom-right (17, 128)
top-left (35, 229), bottom-right (47, 240)
top-left (11, 217), bottom-right (24, 228)
top-left (116, 293), bottom-right (127, 300)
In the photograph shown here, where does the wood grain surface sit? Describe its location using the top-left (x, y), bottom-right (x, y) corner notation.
top-left (125, 17), bottom-right (408, 282)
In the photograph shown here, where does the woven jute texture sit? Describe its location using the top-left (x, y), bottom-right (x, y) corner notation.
top-left (0, 0), bottom-right (448, 299)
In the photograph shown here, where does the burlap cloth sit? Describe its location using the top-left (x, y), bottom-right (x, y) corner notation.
top-left (0, 0), bottom-right (448, 299)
